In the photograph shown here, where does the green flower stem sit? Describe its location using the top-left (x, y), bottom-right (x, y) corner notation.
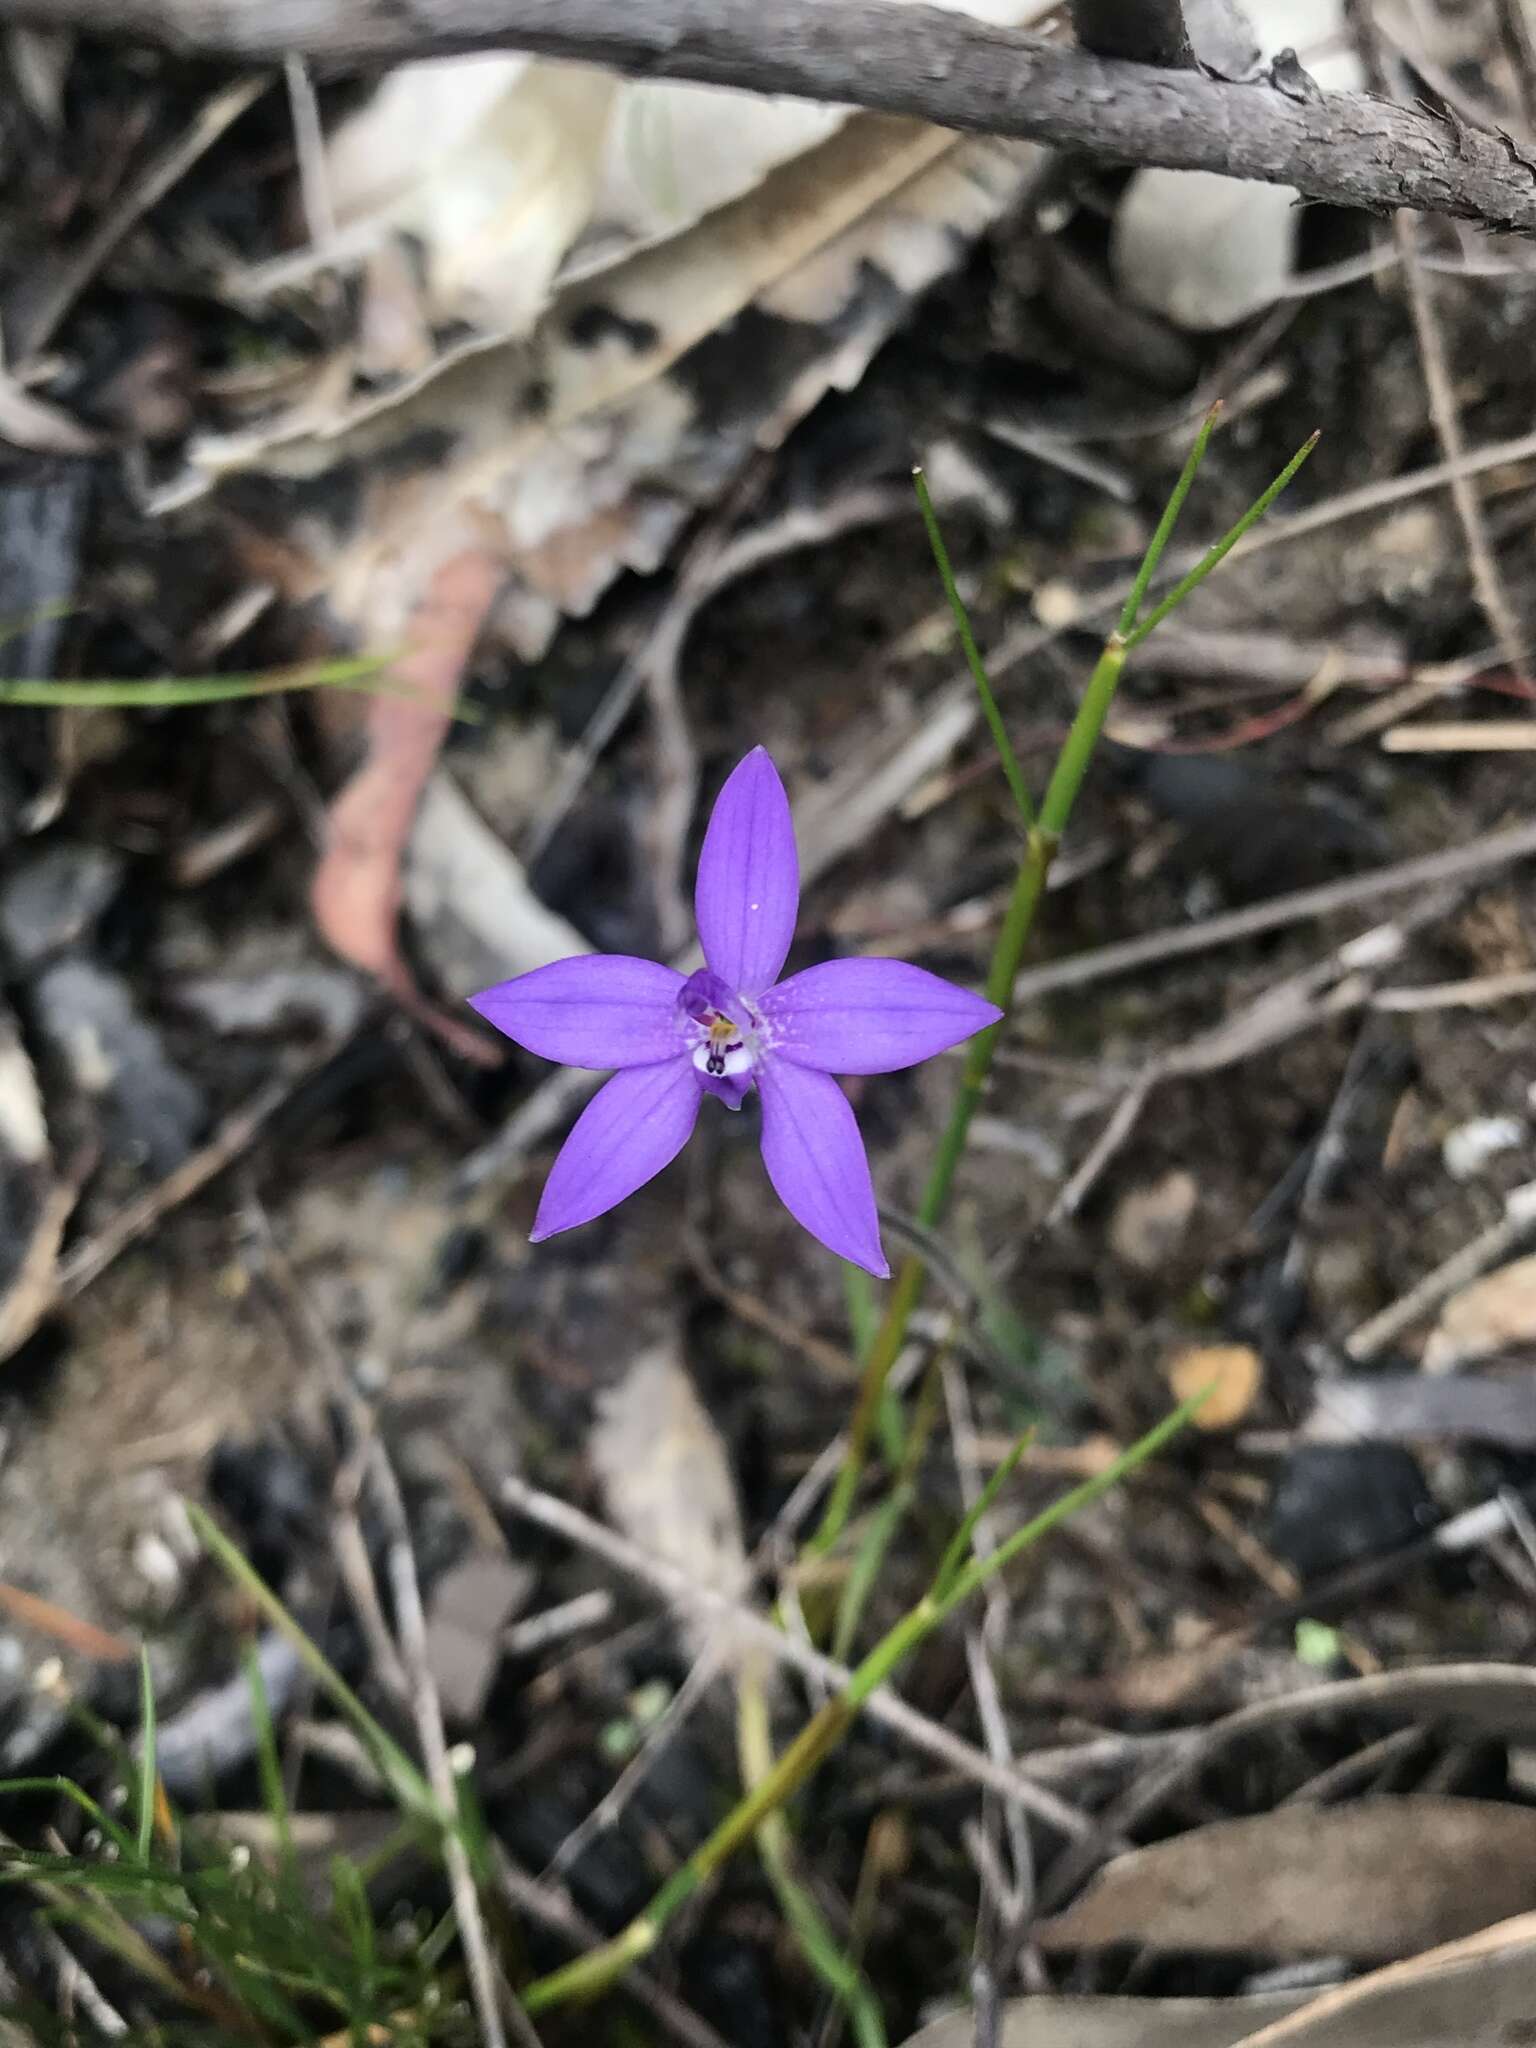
top-left (812, 424), bottom-right (1318, 1555)
top-left (520, 1399), bottom-right (1200, 2015)
top-left (738, 1677), bottom-right (887, 2048)
top-left (811, 804), bottom-right (1060, 1553)
top-left (1115, 403), bottom-right (1221, 637)
top-left (914, 467), bottom-right (1034, 829)
top-left (186, 1503), bottom-right (438, 1826)
top-left (1125, 430), bottom-right (1319, 652)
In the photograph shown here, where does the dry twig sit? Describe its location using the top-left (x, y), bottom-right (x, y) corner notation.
top-left (498, 1472), bottom-right (1102, 1841)
top-left (19, 0), bottom-right (1536, 234)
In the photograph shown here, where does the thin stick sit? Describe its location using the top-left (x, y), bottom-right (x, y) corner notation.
top-left (50, 1042), bottom-right (350, 1310)
top-left (495, 1848), bottom-right (732, 2048)
top-left (998, 815), bottom-right (1536, 1006)
top-left (16, 73), bottom-right (269, 356)
top-left (1392, 211), bottom-right (1525, 677)
top-left (1383, 720), bottom-right (1536, 750)
top-left (498, 1474), bottom-right (1097, 1840)
top-left (369, 1444), bottom-right (529, 2048)
top-left (1345, 1184), bottom-right (1536, 1362)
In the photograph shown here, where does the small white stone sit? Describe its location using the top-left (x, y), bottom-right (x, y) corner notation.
top-left (133, 1531), bottom-right (182, 1596)
top-left (1443, 1115), bottom-right (1526, 1181)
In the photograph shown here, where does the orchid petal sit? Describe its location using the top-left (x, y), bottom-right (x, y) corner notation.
top-left (530, 1060), bottom-right (700, 1241)
top-left (757, 1059), bottom-right (888, 1277)
top-left (469, 956), bottom-right (685, 1069)
top-left (761, 959), bottom-right (1002, 1076)
top-left (695, 747), bottom-right (799, 996)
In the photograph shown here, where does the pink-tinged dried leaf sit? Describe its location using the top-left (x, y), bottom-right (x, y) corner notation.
top-left (310, 549), bottom-right (504, 1063)
top-left (0, 1580), bottom-right (137, 1664)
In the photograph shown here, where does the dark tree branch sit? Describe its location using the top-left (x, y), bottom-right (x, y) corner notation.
top-left (12, 0), bottom-right (1536, 234)
top-left (1072, 0), bottom-right (1193, 69)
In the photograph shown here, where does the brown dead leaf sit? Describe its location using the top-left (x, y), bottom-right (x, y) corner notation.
top-left (1038, 1797), bottom-right (1536, 1962)
top-left (309, 548), bottom-right (504, 1062)
top-left (903, 1995), bottom-right (1312, 2048)
top-left (1232, 1909), bottom-right (1536, 2044)
top-left (1423, 1253), bottom-right (1536, 1372)
top-left (903, 1914), bottom-right (1536, 2047)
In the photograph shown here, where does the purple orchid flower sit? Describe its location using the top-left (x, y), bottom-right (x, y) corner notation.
top-left (469, 748), bottom-right (1002, 1277)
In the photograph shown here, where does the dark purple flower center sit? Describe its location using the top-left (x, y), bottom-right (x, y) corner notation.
top-left (676, 968), bottom-right (762, 1109)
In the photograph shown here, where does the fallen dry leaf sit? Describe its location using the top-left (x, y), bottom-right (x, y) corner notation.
top-left (590, 1342), bottom-right (750, 1669)
top-left (1423, 1253), bottom-right (1536, 1372)
top-left (403, 771), bottom-right (589, 998)
top-left (169, 118), bottom-right (1041, 662)
top-left (903, 1994), bottom-right (1312, 2048)
top-left (903, 1914), bottom-right (1536, 2047)
top-left (1232, 1909), bottom-right (1536, 2044)
top-left (1038, 1797), bottom-right (1536, 1962)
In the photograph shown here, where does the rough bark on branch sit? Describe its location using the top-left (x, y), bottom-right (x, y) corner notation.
top-left (13, 0), bottom-right (1536, 235)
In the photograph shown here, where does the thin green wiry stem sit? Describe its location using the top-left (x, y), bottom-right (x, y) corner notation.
top-left (186, 1502), bottom-right (439, 1826)
top-left (0, 655), bottom-right (388, 707)
top-left (1126, 431), bottom-right (1319, 651)
top-left (1115, 403), bottom-right (1221, 636)
top-left (811, 421), bottom-right (1318, 1552)
top-left (914, 468), bottom-right (1033, 829)
top-left (828, 1340), bottom-right (948, 1661)
top-left (0, 653), bottom-right (487, 721)
top-left (739, 1678), bottom-right (887, 2048)
top-left (134, 1650), bottom-right (156, 1867)
top-left (521, 1398), bottom-right (1200, 2014)
top-left (933, 1429), bottom-right (1031, 1601)
top-left (811, 819), bottom-right (1054, 1552)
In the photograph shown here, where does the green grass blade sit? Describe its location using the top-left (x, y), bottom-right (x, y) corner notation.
top-left (185, 1501), bottom-right (438, 1825)
top-left (243, 1641), bottom-right (295, 1879)
top-left (913, 468), bottom-right (1034, 829)
top-left (938, 1395), bottom-right (1204, 1616)
top-left (0, 653), bottom-right (482, 722)
top-left (135, 1648), bottom-right (156, 1865)
top-left (0, 1776), bottom-right (137, 1860)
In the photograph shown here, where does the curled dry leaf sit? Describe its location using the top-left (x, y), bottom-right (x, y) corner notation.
top-left (178, 118), bottom-right (1042, 657)
top-left (309, 549), bottom-right (505, 1061)
top-left (268, 0), bottom-right (1044, 358)
top-left (1038, 1797), bottom-right (1536, 1963)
